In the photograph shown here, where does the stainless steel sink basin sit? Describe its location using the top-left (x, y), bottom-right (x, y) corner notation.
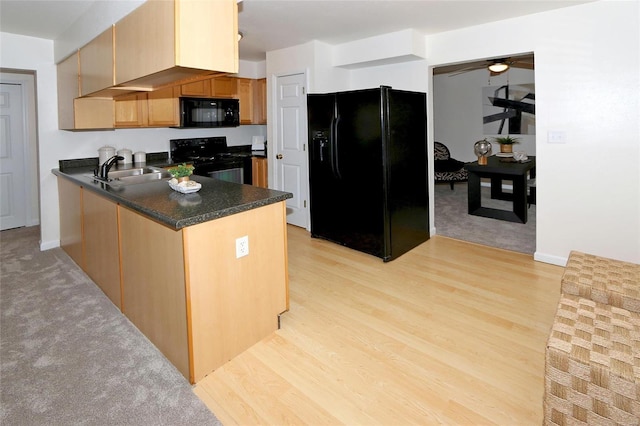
top-left (114, 171), bottom-right (172, 184)
top-left (86, 166), bottom-right (172, 186)
top-left (107, 167), bottom-right (166, 179)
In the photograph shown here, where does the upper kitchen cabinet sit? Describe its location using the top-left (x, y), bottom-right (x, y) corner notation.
top-left (255, 78), bottom-right (267, 125)
top-left (237, 78), bottom-right (254, 124)
top-left (211, 76), bottom-right (237, 98)
top-left (114, 92), bottom-right (148, 128)
top-left (114, 0), bottom-right (238, 89)
top-left (147, 86), bottom-right (180, 127)
top-left (237, 78), bottom-right (267, 125)
top-left (57, 52), bottom-right (114, 130)
top-left (79, 26), bottom-right (115, 96)
top-left (180, 76), bottom-right (236, 98)
top-left (181, 78), bottom-right (212, 97)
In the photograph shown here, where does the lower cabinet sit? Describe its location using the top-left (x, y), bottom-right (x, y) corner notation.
top-left (57, 178), bottom-right (288, 384)
top-left (119, 206), bottom-right (190, 378)
top-left (182, 201), bottom-right (288, 382)
top-left (252, 157), bottom-right (268, 188)
top-left (83, 190), bottom-right (122, 309)
top-left (119, 201), bottom-right (288, 383)
top-left (57, 178), bottom-right (122, 308)
top-left (57, 177), bottom-right (84, 266)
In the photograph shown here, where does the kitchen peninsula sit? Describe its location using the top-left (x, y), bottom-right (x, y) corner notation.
top-left (53, 163), bottom-right (292, 384)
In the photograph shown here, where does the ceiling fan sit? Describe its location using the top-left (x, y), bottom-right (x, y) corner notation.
top-left (435, 54), bottom-right (534, 77)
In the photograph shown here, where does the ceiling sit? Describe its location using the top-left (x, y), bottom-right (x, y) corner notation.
top-left (0, 0), bottom-right (593, 64)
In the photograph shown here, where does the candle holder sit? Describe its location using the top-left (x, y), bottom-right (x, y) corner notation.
top-left (474, 139), bottom-right (492, 165)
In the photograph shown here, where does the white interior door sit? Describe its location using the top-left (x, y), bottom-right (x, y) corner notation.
top-left (0, 83), bottom-right (27, 231)
top-left (274, 73), bottom-right (308, 229)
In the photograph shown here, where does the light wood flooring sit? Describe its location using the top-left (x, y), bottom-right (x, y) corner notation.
top-left (194, 226), bottom-right (563, 425)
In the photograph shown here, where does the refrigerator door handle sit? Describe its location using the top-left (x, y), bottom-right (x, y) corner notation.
top-left (332, 115), bottom-right (342, 179)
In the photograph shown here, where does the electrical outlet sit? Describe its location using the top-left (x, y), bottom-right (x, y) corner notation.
top-left (235, 235), bottom-right (249, 258)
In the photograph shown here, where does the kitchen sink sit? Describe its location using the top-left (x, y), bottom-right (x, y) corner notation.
top-left (86, 166), bottom-right (172, 186)
top-left (107, 167), bottom-right (168, 179)
top-left (114, 171), bottom-right (172, 184)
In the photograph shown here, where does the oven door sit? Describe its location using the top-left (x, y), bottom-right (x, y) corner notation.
top-left (208, 167), bottom-right (244, 184)
top-left (194, 158), bottom-right (251, 185)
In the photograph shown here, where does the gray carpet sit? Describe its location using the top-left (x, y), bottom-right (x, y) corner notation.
top-left (0, 226), bottom-right (221, 426)
top-left (434, 182), bottom-right (536, 254)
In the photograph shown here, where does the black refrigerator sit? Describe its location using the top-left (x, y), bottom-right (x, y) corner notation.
top-left (307, 86), bottom-right (429, 262)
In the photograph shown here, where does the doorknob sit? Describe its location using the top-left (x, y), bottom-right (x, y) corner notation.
top-left (276, 154), bottom-right (283, 159)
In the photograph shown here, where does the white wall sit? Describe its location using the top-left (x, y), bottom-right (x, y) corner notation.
top-left (349, 60), bottom-right (428, 93)
top-left (433, 67), bottom-right (536, 162)
top-left (427, 0), bottom-right (640, 264)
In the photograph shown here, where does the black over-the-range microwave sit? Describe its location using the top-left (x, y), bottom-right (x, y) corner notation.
top-left (177, 97), bottom-right (240, 128)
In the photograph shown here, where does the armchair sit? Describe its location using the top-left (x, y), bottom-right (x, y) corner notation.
top-left (434, 141), bottom-right (468, 190)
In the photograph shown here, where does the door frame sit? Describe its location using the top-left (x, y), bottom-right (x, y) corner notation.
top-left (268, 69), bottom-right (311, 230)
top-left (0, 70), bottom-right (40, 228)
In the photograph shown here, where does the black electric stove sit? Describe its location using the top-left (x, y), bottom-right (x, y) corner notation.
top-left (170, 137), bottom-right (251, 184)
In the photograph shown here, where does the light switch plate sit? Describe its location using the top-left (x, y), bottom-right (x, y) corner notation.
top-left (547, 131), bottom-right (567, 144)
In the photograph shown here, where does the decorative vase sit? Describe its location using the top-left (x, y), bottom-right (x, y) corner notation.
top-left (473, 139), bottom-right (492, 166)
top-left (178, 176), bottom-right (190, 183)
top-left (500, 144), bottom-right (513, 153)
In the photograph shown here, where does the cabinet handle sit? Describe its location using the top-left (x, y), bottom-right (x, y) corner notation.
top-left (276, 154), bottom-right (283, 160)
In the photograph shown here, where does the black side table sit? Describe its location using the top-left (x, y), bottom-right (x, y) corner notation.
top-left (464, 155), bottom-right (536, 223)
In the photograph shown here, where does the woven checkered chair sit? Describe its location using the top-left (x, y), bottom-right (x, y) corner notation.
top-left (544, 251), bottom-right (640, 425)
top-left (434, 141), bottom-right (468, 190)
top-left (561, 251), bottom-right (640, 313)
top-left (544, 294), bottom-right (640, 425)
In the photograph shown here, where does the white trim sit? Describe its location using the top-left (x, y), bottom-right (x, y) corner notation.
top-left (40, 239), bottom-right (60, 251)
top-left (534, 251), bottom-right (567, 266)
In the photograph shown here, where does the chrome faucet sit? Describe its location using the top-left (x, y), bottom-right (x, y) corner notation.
top-left (94, 155), bottom-right (124, 181)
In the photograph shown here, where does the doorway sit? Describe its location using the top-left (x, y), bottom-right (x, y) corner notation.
top-left (432, 54), bottom-right (536, 254)
top-left (0, 71), bottom-right (39, 231)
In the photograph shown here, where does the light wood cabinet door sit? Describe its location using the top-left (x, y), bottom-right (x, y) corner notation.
top-left (147, 86), bottom-right (180, 127)
top-left (114, 92), bottom-right (148, 128)
top-left (184, 201), bottom-right (288, 382)
top-left (114, 0), bottom-right (175, 85)
top-left (83, 190), bottom-right (121, 309)
top-left (79, 26), bottom-right (115, 96)
top-left (119, 206), bottom-right (189, 380)
top-left (254, 78), bottom-right (267, 124)
top-left (181, 79), bottom-right (212, 97)
top-left (57, 52), bottom-right (114, 130)
top-left (57, 177), bottom-right (84, 267)
top-left (211, 76), bottom-right (237, 98)
top-left (252, 157), bottom-right (268, 188)
top-left (237, 78), bottom-right (254, 124)
top-left (114, 0), bottom-right (238, 86)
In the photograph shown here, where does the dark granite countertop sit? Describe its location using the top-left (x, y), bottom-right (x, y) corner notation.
top-left (53, 164), bottom-right (291, 230)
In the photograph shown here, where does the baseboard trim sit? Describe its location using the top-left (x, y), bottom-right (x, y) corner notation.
top-left (40, 239), bottom-right (60, 251)
top-left (534, 251), bottom-right (567, 266)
